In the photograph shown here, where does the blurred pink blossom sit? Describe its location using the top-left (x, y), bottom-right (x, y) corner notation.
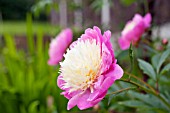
top-left (48, 28), bottom-right (73, 65)
top-left (57, 26), bottom-right (123, 110)
top-left (118, 13), bottom-right (152, 50)
top-left (162, 38), bottom-right (168, 45)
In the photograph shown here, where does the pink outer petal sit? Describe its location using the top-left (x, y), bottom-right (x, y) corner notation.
top-left (133, 22), bottom-right (145, 38)
top-left (133, 14), bottom-right (143, 24)
top-left (118, 37), bottom-right (131, 50)
top-left (79, 26), bottom-right (102, 45)
top-left (48, 28), bottom-right (73, 65)
top-left (67, 93), bottom-right (80, 110)
top-left (94, 75), bottom-right (104, 89)
top-left (57, 75), bottom-right (65, 90)
top-left (61, 90), bottom-right (82, 99)
top-left (144, 13), bottom-right (152, 28)
top-left (124, 20), bottom-right (145, 42)
top-left (77, 90), bottom-right (107, 110)
top-left (88, 64), bottom-right (124, 101)
top-left (71, 26), bottom-right (104, 51)
top-left (57, 75), bottom-right (82, 99)
top-left (67, 89), bottom-right (107, 110)
top-left (48, 56), bottom-right (63, 65)
top-left (100, 43), bottom-right (112, 73)
top-left (103, 30), bottom-right (115, 59)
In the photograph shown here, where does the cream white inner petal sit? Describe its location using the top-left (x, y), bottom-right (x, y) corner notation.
top-left (60, 39), bottom-right (102, 93)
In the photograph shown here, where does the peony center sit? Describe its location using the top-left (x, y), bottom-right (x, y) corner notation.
top-left (60, 39), bottom-right (102, 93)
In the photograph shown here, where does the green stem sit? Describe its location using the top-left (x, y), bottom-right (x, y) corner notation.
top-left (156, 80), bottom-right (159, 93)
top-left (107, 87), bottom-right (136, 95)
top-left (125, 71), bottom-right (157, 94)
top-left (118, 79), bottom-right (170, 109)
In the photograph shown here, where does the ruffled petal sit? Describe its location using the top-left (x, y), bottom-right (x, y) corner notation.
top-left (118, 37), bottom-right (131, 50)
top-left (94, 75), bottom-right (104, 89)
top-left (57, 75), bottom-right (65, 90)
top-left (48, 28), bottom-right (73, 65)
top-left (67, 93), bottom-right (80, 110)
top-left (103, 30), bottom-right (114, 59)
top-left (144, 13), bottom-right (152, 28)
top-left (133, 14), bottom-right (143, 23)
top-left (111, 64), bottom-right (124, 80)
top-left (77, 90), bottom-right (93, 110)
top-left (88, 64), bottom-right (123, 101)
top-left (101, 43), bottom-right (112, 73)
top-left (80, 26), bottom-right (102, 45)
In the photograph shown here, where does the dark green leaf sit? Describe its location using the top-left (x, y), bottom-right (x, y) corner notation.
top-left (151, 53), bottom-right (161, 69)
top-left (138, 59), bottom-right (157, 81)
top-left (118, 100), bottom-right (149, 108)
top-left (160, 64), bottom-right (170, 75)
top-left (128, 91), bottom-right (166, 109)
top-left (157, 49), bottom-right (170, 73)
top-left (28, 101), bottom-right (39, 113)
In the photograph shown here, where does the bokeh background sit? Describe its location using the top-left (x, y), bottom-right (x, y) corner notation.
top-left (0, 0), bottom-right (170, 113)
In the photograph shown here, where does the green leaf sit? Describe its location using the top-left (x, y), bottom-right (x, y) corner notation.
top-left (108, 87), bottom-right (136, 105)
top-left (143, 44), bottom-right (158, 54)
top-left (3, 34), bottom-right (17, 57)
top-left (138, 59), bottom-right (157, 81)
top-left (108, 94), bottom-right (118, 105)
top-left (151, 53), bottom-right (161, 69)
top-left (160, 64), bottom-right (170, 75)
top-left (128, 91), bottom-right (166, 109)
top-left (108, 84), bottom-right (120, 105)
top-left (28, 101), bottom-right (39, 113)
top-left (128, 91), bottom-right (153, 106)
top-left (90, 0), bottom-right (103, 13)
top-left (118, 100), bottom-right (149, 108)
top-left (26, 13), bottom-right (34, 54)
top-left (156, 49), bottom-right (170, 73)
top-left (118, 100), bottom-right (167, 112)
top-left (138, 107), bottom-right (168, 113)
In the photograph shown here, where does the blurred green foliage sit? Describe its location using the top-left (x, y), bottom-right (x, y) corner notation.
top-left (0, 14), bottom-right (69, 113)
top-left (0, 21), bottom-right (59, 35)
top-left (31, 0), bottom-right (58, 18)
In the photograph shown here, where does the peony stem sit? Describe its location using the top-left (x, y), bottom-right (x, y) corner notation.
top-left (124, 71), bottom-right (157, 94)
top-left (156, 80), bottom-right (159, 93)
top-left (107, 87), bottom-right (137, 95)
top-left (118, 78), bottom-right (170, 109)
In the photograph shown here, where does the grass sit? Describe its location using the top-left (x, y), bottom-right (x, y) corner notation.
top-left (0, 21), bottom-right (60, 36)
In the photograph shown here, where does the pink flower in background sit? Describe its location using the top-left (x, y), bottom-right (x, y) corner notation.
top-left (48, 28), bottom-right (73, 65)
top-left (162, 38), bottom-right (168, 45)
top-left (118, 13), bottom-right (152, 50)
top-left (57, 26), bottom-right (123, 110)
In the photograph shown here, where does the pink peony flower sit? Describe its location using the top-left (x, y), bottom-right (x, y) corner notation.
top-left (118, 13), bottom-right (152, 50)
top-left (48, 28), bottom-right (73, 65)
top-left (57, 26), bottom-right (123, 110)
